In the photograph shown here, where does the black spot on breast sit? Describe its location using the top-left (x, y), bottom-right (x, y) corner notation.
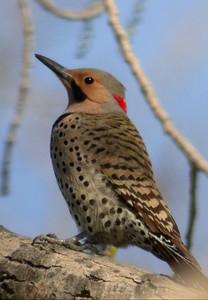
top-left (76, 200), bottom-right (81, 206)
top-left (81, 194), bottom-right (86, 200)
top-left (83, 181), bottom-right (89, 187)
top-left (117, 207), bottom-right (123, 214)
top-left (99, 212), bottom-right (105, 219)
top-left (102, 198), bottom-right (108, 204)
top-left (79, 175), bottom-right (84, 181)
top-left (88, 226), bottom-right (93, 233)
top-left (105, 220), bottom-right (111, 228)
top-left (83, 205), bottom-right (88, 211)
top-left (109, 208), bottom-right (115, 215)
top-left (115, 219), bottom-right (120, 226)
top-left (72, 193), bottom-right (76, 199)
top-left (121, 218), bottom-right (126, 224)
top-left (86, 216), bottom-right (91, 223)
top-left (89, 199), bottom-right (95, 206)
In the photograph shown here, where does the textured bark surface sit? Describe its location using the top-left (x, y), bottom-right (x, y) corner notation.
top-left (0, 225), bottom-right (207, 299)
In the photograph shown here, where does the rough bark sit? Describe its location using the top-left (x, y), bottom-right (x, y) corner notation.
top-left (0, 225), bottom-right (206, 299)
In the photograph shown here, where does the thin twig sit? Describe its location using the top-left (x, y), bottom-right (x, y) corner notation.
top-left (75, 20), bottom-right (94, 59)
top-left (126, 0), bottom-right (144, 39)
top-left (35, 0), bottom-right (105, 20)
top-left (0, 0), bottom-right (34, 194)
top-left (186, 164), bottom-right (198, 251)
top-left (104, 0), bottom-right (208, 175)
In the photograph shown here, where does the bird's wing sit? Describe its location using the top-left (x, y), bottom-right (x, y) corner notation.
top-left (101, 159), bottom-right (180, 239)
top-left (96, 116), bottom-right (181, 240)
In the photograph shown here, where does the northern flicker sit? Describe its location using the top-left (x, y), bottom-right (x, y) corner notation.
top-left (35, 54), bottom-right (208, 290)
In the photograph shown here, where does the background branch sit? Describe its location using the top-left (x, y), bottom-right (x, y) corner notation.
top-left (35, 0), bottom-right (105, 20)
top-left (186, 164), bottom-right (198, 250)
top-left (0, 0), bottom-right (34, 194)
top-left (105, 0), bottom-right (208, 175)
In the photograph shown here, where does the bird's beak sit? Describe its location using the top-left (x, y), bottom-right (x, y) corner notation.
top-left (35, 54), bottom-right (72, 82)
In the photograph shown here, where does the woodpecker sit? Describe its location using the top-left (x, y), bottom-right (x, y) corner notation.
top-left (35, 54), bottom-right (208, 290)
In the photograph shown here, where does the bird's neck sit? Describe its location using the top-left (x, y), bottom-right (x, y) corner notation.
top-left (65, 100), bottom-right (102, 114)
top-left (65, 97), bottom-right (126, 115)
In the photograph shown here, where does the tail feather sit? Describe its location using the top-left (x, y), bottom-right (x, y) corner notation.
top-left (168, 248), bottom-right (208, 291)
top-left (153, 236), bottom-right (208, 291)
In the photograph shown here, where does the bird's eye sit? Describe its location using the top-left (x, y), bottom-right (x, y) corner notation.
top-left (84, 76), bottom-right (94, 84)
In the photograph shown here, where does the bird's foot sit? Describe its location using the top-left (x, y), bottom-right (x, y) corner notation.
top-left (32, 232), bottom-right (99, 253)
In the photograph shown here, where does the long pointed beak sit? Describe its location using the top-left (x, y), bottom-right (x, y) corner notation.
top-left (35, 54), bottom-right (72, 82)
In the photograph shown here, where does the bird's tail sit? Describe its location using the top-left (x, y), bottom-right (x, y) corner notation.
top-left (154, 238), bottom-right (208, 291)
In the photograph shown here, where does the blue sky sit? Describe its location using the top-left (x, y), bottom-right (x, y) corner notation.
top-left (1, 0), bottom-right (208, 276)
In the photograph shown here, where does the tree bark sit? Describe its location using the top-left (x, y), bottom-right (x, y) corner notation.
top-left (0, 225), bottom-right (206, 299)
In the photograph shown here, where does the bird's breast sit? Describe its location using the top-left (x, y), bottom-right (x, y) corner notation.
top-left (50, 112), bottom-right (119, 236)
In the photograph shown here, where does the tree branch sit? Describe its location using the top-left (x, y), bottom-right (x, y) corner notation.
top-left (0, 0), bottom-right (34, 195)
top-left (104, 0), bottom-right (208, 175)
top-left (35, 0), bottom-right (105, 20)
top-left (186, 164), bottom-right (198, 250)
top-left (0, 226), bottom-right (206, 299)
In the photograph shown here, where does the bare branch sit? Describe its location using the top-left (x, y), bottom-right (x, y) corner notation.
top-left (186, 164), bottom-right (198, 250)
top-left (104, 0), bottom-right (208, 175)
top-left (0, 0), bottom-right (34, 194)
top-left (35, 0), bottom-right (105, 20)
top-left (0, 226), bottom-right (207, 299)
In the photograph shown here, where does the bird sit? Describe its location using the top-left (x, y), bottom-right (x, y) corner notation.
top-left (35, 53), bottom-right (208, 290)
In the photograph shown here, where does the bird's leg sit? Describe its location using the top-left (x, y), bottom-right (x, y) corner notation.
top-left (63, 232), bottom-right (100, 252)
top-left (32, 232), bottom-right (99, 253)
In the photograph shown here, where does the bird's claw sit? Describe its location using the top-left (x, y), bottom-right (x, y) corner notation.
top-left (32, 233), bottom-right (99, 253)
top-left (32, 233), bottom-right (63, 246)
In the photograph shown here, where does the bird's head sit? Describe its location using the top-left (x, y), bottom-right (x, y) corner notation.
top-left (35, 54), bottom-right (127, 114)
